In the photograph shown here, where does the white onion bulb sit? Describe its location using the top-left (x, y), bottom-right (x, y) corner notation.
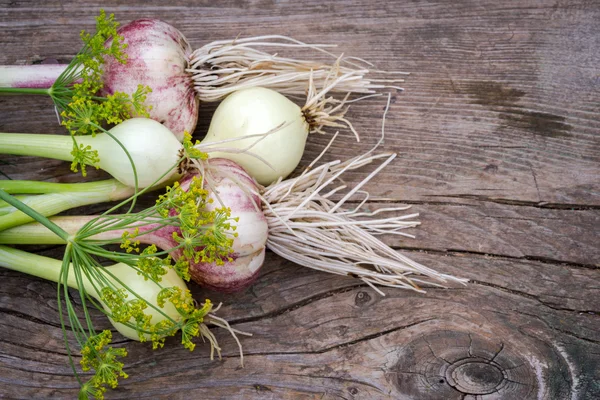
top-left (78, 118), bottom-right (182, 188)
top-left (201, 87), bottom-right (309, 185)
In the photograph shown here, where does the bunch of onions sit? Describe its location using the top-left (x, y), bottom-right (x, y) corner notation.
top-left (0, 18), bottom-right (406, 139)
top-left (0, 186), bottom-right (248, 398)
top-left (0, 90), bottom-right (465, 292)
top-left (0, 149), bottom-right (466, 293)
top-left (0, 79), bottom-right (366, 189)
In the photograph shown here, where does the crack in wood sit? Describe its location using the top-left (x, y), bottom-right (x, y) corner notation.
top-left (470, 280), bottom-right (600, 315)
top-left (0, 338), bottom-right (72, 358)
top-left (307, 318), bottom-right (437, 355)
top-left (228, 284), bottom-right (365, 325)
top-left (396, 247), bottom-right (599, 271)
top-left (0, 363), bottom-right (83, 379)
top-left (274, 371), bottom-right (384, 394)
top-left (423, 195), bottom-right (600, 210)
top-left (348, 198), bottom-right (600, 210)
top-left (0, 307), bottom-right (65, 330)
top-left (490, 342), bottom-right (505, 363)
top-left (529, 165), bottom-right (542, 203)
top-left (516, 312), bottom-right (600, 345)
top-left (422, 336), bottom-right (452, 365)
top-left (553, 329), bottom-right (600, 345)
top-left (505, 378), bottom-right (528, 386)
top-left (467, 332), bottom-right (473, 358)
top-left (210, 318), bottom-right (437, 360)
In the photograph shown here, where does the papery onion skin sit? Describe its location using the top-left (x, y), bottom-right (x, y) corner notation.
top-left (179, 158), bottom-right (269, 292)
top-left (101, 19), bottom-right (198, 141)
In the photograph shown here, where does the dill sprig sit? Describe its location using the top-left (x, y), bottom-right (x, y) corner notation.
top-left (48, 10), bottom-right (153, 176)
top-left (0, 135), bottom-right (239, 399)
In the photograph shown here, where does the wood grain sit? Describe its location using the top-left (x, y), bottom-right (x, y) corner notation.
top-left (0, 0), bottom-right (599, 399)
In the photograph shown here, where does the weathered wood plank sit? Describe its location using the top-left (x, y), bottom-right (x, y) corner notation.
top-left (1, 253), bottom-right (598, 399)
top-left (1, 0), bottom-right (598, 204)
top-left (0, 0), bottom-right (598, 399)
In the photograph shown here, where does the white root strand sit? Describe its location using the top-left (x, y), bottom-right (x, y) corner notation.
top-left (187, 35), bottom-right (407, 102)
top-left (259, 94), bottom-right (467, 294)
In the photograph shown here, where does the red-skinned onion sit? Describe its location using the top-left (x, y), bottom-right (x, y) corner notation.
top-left (177, 158), bottom-right (268, 291)
top-left (100, 19), bottom-right (198, 141)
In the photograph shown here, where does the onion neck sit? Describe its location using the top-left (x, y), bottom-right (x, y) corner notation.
top-left (0, 244), bottom-right (81, 289)
top-left (0, 215), bottom-right (176, 250)
top-left (0, 180), bottom-right (135, 231)
top-left (0, 64), bottom-right (67, 91)
top-left (0, 132), bottom-right (74, 161)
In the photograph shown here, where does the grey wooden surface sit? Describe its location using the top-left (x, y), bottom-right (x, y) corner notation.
top-left (0, 1), bottom-right (599, 399)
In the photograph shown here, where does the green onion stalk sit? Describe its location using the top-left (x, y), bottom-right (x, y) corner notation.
top-left (0, 148), bottom-right (245, 398)
top-left (0, 127), bottom-right (211, 232)
top-left (0, 179), bottom-right (138, 230)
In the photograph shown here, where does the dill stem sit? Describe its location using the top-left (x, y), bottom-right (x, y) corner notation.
top-left (0, 215), bottom-right (167, 246)
top-left (0, 87), bottom-right (50, 95)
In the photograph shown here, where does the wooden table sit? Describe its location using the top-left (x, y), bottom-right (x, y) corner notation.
top-left (1, 1), bottom-right (598, 399)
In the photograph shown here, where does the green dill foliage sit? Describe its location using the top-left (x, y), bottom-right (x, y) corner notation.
top-left (151, 173), bottom-right (238, 269)
top-left (66, 175), bottom-right (237, 398)
top-left (49, 10), bottom-right (153, 176)
top-left (0, 150), bottom-right (239, 399)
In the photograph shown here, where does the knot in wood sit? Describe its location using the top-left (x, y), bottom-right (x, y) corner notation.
top-left (354, 291), bottom-right (372, 307)
top-left (445, 358), bottom-right (504, 395)
top-left (387, 330), bottom-right (551, 399)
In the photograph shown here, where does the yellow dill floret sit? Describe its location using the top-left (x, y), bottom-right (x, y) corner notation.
top-left (173, 257), bottom-right (191, 282)
top-left (79, 330), bottom-right (128, 399)
top-left (100, 287), bottom-right (130, 323)
top-left (135, 245), bottom-right (169, 282)
top-left (119, 228), bottom-right (141, 253)
top-left (69, 138), bottom-right (100, 177)
top-left (155, 287), bottom-right (216, 352)
top-left (182, 132), bottom-right (208, 160)
top-left (154, 174), bottom-right (237, 267)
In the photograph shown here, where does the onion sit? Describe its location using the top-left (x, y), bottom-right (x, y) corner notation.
top-left (98, 264), bottom-right (189, 341)
top-left (0, 245), bottom-right (189, 341)
top-left (202, 87), bottom-right (309, 185)
top-left (199, 82), bottom-right (363, 185)
top-left (0, 118), bottom-right (182, 188)
top-left (101, 19), bottom-right (198, 141)
top-left (0, 18), bottom-right (405, 140)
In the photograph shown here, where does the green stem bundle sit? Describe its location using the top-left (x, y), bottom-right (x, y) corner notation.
top-left (0, 179), bottom-right (134, 230)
